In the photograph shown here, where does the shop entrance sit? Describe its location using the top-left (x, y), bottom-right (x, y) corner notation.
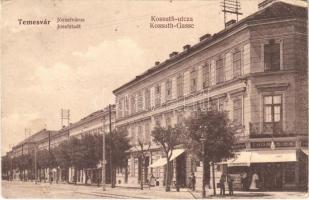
top-left (176, 153), bottom-right (186, 187)
top-left (252, 163), bottom-right (283, 191)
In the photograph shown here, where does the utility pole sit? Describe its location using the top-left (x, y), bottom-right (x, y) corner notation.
top-left (102, 122), bottom-right (106, 191)
top-left (221, 0), bottom-right (242, 27)
top-left (200, 125), bottom-right (207, 198)
top-left (34, 143), bottom-right (37, 184)
top-left (109, 104), bottom-right (113, 188)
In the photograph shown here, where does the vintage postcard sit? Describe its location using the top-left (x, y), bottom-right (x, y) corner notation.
top-left (1, 0), bottom-right (308, 199)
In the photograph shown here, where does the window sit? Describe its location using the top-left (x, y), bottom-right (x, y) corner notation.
top-left (190, 68), bottom-right (197, 93)
top-left (155, 84), bottom-right (161, 107)
top-left (177, 112), bottom-right (184, 125)
top-left (210, 100), bottom-right (218, 111)
top-left (264, 39), bottom-right (280, 72)
top-left (118, 98), bottom-right (123, 118)
top-left (125, 96), bottom-right (129, 116)
top-left (165, 116), bottom-right (172, 128)
top-left (263, 95), bottom-right (282, 133)
top-left (202, 62), bottom-right (210, 89)
top-left (145, 122), bottom-right (150, 143)
top-left (145, 89), bottom-right (151, 110)
top-left (138, 125), bottom-right (143, 144)
top-left (131, 126), bottom-right (136, 145)
top-left (216, 58), bottom-right (224, 84)
top-left (137, 91), bottom-right (143, 112)
top-left (233, 98), bottom-right (242, 126)
top-left (219, 98), bottom-right (225, 111)
top-left (233, 50), bottom-right (241, 78)
top-left (165, 79), bottom-right (172, 100)
top-left (177, 74), bottom-right (184, 97)
top-left (130, 95), bottom-right (136, 114)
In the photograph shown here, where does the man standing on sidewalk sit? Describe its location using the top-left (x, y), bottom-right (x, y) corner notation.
top-left (219, 174), bottom-right (226, 196)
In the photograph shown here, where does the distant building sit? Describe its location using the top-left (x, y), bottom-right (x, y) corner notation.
top-left (113, 1), bottom-right (307, 190)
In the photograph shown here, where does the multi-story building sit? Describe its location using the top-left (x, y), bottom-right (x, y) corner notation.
top-left (113, 1), bottom-right (307, 191)
top-left (10, 129), bottom-right (58, 181)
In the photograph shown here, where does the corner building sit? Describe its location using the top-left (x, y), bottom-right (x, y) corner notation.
top-left (113, 1), bottom-right (308, 191)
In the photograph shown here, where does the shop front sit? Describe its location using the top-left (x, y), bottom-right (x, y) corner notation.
top-left (224, 149), bottom-right (308, 191)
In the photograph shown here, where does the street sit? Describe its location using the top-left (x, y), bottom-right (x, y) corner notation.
top-left (2, 181), bottom-right (309, 199)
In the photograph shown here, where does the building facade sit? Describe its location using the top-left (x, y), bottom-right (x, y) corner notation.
top-left (113, 1), bottom-right (308, 191)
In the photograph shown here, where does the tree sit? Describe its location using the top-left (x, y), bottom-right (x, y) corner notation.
top-left (67, 137), bottom-right (84, 184)
top-left (134, 138), bottom-right (151, 190)
top-left (106, 129), bottom-right (131, 188)
top-left (151, 125), bottom-right (182, 192)
top-left (183, 109), bottom-right (236, 195)
top-left (52, 141), bottom-right (72, 183)
top-left (37, 149), bottom-right (50, 181)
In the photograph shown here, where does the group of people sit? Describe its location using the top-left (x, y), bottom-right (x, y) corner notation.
top-left (241, 170), bottom-right (260, 191)
top-left (219, 174), bottom-right (234, 196)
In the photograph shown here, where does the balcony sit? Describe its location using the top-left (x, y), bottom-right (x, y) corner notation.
top-left (249, 122), bottom-right (284, 138)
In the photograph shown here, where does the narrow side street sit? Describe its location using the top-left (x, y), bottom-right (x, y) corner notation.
top-left (2, 181), bottom-right (308, 199)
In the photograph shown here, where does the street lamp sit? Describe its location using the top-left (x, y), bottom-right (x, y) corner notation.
top-left (200, 125), bottom-right (207, 198)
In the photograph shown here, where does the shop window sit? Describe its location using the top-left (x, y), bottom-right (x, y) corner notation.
top-left (165, 79), bottom-right (172, 100)
top-left (190, 68), bottom-right (197, 93)
top-left (216, 58), bottom-right (224, 84)
top-left (202, 62), bottom-right (210, 89)
top-left (177, 74), bottom-right (184, 97)
top-left (233, 50), bottom-right (241, 78)
top-left (284, 163), bottom-right (295, 183)
top-left (263, 95), bottom-right (282, 134)
top-left (264, 39), bottom-right (280, 72)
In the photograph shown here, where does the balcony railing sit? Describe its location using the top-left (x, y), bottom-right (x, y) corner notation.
top-left (249, 122), bottom-right (289, 138)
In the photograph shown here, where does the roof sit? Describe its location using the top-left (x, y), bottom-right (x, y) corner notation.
top-left (113, 1), bottom-right (307, 94)
top-left (57, 104), bottom-right (116, 131)
top-left (13, 129), bottom-right (57, 148)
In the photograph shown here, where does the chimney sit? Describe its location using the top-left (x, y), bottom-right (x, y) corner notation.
top-left (258, 0), bottom-right (276, 10)
top-left (183, 44), bottom-right (191, 51)
top-left (155, 61), bottom-right (160, 65)
top-left (169, 51), bottom-right (178, 58)
top-left (199, 33), bottom-right (211, 41)
top-left (225, 19), bottom-right (236, 28)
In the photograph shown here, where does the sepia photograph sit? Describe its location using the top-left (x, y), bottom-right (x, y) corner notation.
top-left (1, 0), bottom-right (308, 199)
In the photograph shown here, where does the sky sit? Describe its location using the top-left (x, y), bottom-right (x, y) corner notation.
top-left (1, 0), bottom-right (307, 155)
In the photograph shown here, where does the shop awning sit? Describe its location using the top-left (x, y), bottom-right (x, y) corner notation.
top-left (250, 150), bottom-right (297, 163)
top-left (301, 148), bottom-right (309, 156)
top-left (149, 149), bottom-right (185, 168)
top-left (227, 152), bottom-right (252, 167)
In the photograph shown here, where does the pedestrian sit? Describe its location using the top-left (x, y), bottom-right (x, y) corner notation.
top-left (241, 171), bottom-right (248, 191)
top-left (249, 170), bottom-right (259, 190)
top-left (227, 174), bottom-right (234, 196)
top-left (219, 174), bottom-right (226, 195)
top-left (191, 172), bottom-right (196, 191)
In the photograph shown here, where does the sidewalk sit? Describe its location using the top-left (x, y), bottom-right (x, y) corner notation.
top-left (4, 180), bottom-right (308, 199)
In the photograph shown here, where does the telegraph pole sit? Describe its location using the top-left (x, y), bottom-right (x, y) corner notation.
top-left (34, 144), bottom-right (37, 184)
top-left (109, 104), bottom-right (113, 188)
top-left (102, 121), bottom-right (106, 191)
